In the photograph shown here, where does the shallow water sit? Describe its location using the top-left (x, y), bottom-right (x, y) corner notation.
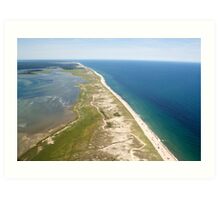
top-left (17, 60), bottom-right (201, 161)
top-left (18, 65), bottom-right (84, 135)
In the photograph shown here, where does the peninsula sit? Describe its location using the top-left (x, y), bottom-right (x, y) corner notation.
top-left (19, 63), bottom-right (177, 161)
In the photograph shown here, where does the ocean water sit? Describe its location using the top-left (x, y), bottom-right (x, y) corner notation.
top-left (18, 61), bottom-right (84, 135)
top-left (79, 60), bottom-right (201, 161)
top-left (18, 60), bottom-right (201, 161)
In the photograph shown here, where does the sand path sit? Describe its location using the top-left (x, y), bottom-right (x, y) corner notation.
top-left (88, 67), bottom-right (178, 161)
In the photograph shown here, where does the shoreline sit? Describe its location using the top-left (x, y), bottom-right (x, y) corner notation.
top-left (87, 66), bottom-right (178, 161)
top-left (19, 63), bottom-right (178, 161)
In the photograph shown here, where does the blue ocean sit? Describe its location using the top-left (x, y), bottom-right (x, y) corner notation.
top-left (18, 60), bottom-right (201, 161)
top-left (79, 60), bottom-right (201, 161)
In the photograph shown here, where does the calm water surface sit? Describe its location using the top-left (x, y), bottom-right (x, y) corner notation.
top-left (79, 60), bottom-right (201, 161)
top-left (18, 62), bottom-right (84, 135)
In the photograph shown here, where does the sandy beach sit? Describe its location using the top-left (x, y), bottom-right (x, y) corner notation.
top-left (88, 66), bottom-right (178, 161)
top-left (20, 63), bottom-right (178, 161)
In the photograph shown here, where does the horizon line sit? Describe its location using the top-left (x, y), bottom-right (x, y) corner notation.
top-left (17, 58), bottom-right (201, 64)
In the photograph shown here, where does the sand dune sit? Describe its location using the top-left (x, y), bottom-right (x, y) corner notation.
top-left (89, 67), bottom-right (177, 161)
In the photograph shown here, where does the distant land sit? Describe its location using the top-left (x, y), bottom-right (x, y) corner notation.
top-left (18, 60), bottom-right (200, 161)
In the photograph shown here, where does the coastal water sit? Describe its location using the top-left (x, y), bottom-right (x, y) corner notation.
top-left (18, 61), bottom-right (84, 135)
top-left (79, 60), bottom-right (201, 161)
top-left (18, 60), bottom-right (201, 161)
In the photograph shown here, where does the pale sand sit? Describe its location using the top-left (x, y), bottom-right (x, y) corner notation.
top-left (85, 65), bottom-right (178, 161)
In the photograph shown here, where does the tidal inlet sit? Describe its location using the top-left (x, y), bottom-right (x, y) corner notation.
top-left (17, 39), bottom-right (201, 161)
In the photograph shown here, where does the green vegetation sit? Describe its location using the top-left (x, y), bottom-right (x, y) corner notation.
top-left (19, 68), bottom-right (103, 161)
top-left (110, 93), bottom-right (162, 160)
top-left (20, 68), bottom-right (53, 75)
top-left (113, 112), bottom-right (121, 117)
top-left (106, 122), bottom-right (113, 128)
top-left (19, 67), bottom-right (162, 161)
top-left (100, 109), bottom-right (109, 119)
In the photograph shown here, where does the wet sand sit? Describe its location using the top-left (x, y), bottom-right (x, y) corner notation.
top-left (88, 66), bottom-right (177, 161)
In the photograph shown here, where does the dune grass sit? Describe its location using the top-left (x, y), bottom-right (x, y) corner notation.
top-left (19, 67), bottom-right (162, 161)
top-left (19, 68), bottom-right (102, 161)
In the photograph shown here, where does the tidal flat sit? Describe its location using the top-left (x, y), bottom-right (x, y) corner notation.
top-left (19, 66), bottom-right (163, 161)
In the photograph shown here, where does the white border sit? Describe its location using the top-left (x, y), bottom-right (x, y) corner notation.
top-left (4, 20), bottom-right (215, 179)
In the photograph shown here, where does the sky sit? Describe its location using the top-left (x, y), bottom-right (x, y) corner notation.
top-left (17, 38), bottom-right (201, 62)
